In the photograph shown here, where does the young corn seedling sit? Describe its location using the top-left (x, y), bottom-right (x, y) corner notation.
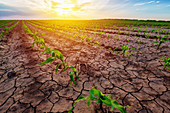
top-left (99, 32), bottom-right (104, 36)
top-left (122, 45), bottom-right (136, 57)
top-left (122, 45), bottom-right (129, 56)
top-left (86, 36), bottom-right (92, 44)
top-left (153, 36), bottom-right (170, 49)
top-left (151, 29), bottom-right (155, 33)
top-left (110, 47), bottom-right (121, 54)
top-left (40, 47), bottom-right (79, 85)
top-left (32, 36), bottom-right (45, 48)
top-left (64, 66), bottom-right (79, 86)
top-left (107, 34), bottom-right (109, 38)
top-left (164, 57), bottom-right (170, 71)
top-left (114, 36), bottom-right (119, 41)
top-left (96, 41), bottom-right (100, 47)
top-left (40, 48), bottom-right (65, 69)
top-left (69, 88), bottom-right (128, 113)
top-left (145, 34), bottom-right (150, 39)
top-left (80, 35), bottom-right (85, 41)
top-left (0, 30), bottom-right (4, 39)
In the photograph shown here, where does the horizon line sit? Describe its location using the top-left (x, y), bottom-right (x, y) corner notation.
top-left (1, 18), bottom-right (170, 21)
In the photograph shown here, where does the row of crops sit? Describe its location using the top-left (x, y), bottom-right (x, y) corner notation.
top-left (26, 20), bottom-right (170, 60)
top-left (0, 20), bottom-right (19, 39)
top-left (27, 20), bottom-right (170, 46)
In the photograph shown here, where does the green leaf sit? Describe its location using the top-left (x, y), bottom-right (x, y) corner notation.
top-left (40, 56), bottom-right (55, 65)
top-left (63, 66), bottom-right (69, 71)
top-left (68, 107), bottom-right (74, 113)
top-left (87, 97), bottom-right (91, 106)
top-left (111, 100), bottom-right (126, 113)
top-left (75, 96), bottom-right (87, 103)
top-left (55, 64), bottom-right (61, 73)
top-left (131, 47), bottom-right (136, 51)
top-left (69, 71), bottom-right (76, 85)
top-left (70, 66), bottom-right (79, 79)
top-left (39, 46), bottom-right (46, 49)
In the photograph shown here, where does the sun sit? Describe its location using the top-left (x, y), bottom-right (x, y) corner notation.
top-left (55, 4), bottom-right (74, 16)
top-left (51, 0), bottom-right (75, 16)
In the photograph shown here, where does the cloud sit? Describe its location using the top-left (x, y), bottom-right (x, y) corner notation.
top-left (72, 2), bottom-right (91, 11)
top-left (51, 1), bottom-right (61, 9)
top-left (134, 1), bottom-right (155, 6)
top-left (156, 1), bottom-right (160, 4)
top-left (0, 9), bottom-right (15, 12)
top-left (0, 1), bottom-right (23, 7)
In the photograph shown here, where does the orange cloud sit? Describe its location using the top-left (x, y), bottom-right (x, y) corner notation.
top-left (72, 2), bottom-right (91, 11)
top-left (51, 1), bottom-right (61, 9)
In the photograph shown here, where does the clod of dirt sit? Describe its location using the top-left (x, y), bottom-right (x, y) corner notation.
top-left (7, 71), bottom-right (17, 78)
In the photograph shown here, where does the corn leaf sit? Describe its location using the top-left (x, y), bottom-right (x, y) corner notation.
top-left (40, 56), bottom-right (55, 65)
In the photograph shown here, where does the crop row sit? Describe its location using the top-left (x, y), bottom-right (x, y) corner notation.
top-left (27, 20), bottom-right (170, 71)
top-left (27, 20), bottom-right (170, 53)
top-left (0, 21), bottom-right (19, 39)
top-left (0, 20), bottom-right (16, 28)
top-left (31, 20), bottom-right (170, 36)
top-left (28, 20), bottom-right (170, 44)
top-left (34, 19), bottom-right (170, 30)
top-left (0, 20), bottom-right (13, 26)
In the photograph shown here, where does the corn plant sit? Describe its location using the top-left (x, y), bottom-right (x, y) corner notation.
top-left (114, 36), bottom-right (119, 41)
top-left (99, 32), bottom-right (104, 36)
top-left (107, 34), bottom-right (109, 38)
top-left (151, 29), bottom-right (155, 33)
top-left (64, 66), bottom-right (79, 85)
top-left (164, 57), bottom-right (170, 71)
top-left (69, 88), bottom-right (127, 113)
top-left (32, 36), bottom-right (45, 48)
top-left (40, 47), bottom-right (79, 85)
top-left (110, 47), bottom-right (121, 54)
top-left (122, 45), bottom-right (136, 57)
top-left (40, 48), bottom-right (65, 69)
top-left (96, 41), bottom-right (100, 47)
top-left (80, 35), bottom-right (85, 41)
top-left (153, 36), bottom-right (170, 49)
top-left (145, 34), bottom-right (150, 39)
top-left (0, 30), bottom-right (4, 39)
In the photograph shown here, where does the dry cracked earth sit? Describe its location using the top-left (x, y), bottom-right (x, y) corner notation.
top-left (0, 21), bottom-right (170, 113)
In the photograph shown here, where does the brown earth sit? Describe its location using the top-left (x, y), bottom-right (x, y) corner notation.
top-left (0, 21), bottom-right (170, 113)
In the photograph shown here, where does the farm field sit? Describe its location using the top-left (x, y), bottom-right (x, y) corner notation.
top-left (0, 19), bottom-right (170, 113)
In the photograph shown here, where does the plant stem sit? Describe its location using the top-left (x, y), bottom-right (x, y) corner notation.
top-left (100, 103), bottom-right (104, 113)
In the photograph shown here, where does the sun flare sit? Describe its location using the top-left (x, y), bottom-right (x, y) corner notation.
top-left (42, 0), bottom-right (110, 18)
top-left (50, 0), bottom-right (75, 16)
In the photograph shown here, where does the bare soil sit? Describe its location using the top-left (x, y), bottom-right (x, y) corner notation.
top-left (0, 21), bottom-right (170, 113)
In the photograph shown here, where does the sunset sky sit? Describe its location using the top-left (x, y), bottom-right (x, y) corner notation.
top-left (0, 0), bottom-right (170, 20)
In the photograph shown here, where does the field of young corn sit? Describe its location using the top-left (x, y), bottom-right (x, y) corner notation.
top-left (0, 20), bottom-right (170, 113)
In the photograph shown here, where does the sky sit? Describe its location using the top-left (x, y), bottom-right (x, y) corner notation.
top-left (0, 0), bottom-right (170, 20)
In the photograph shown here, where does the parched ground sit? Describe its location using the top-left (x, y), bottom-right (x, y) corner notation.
top-left (0, 21), bottom-right (170, 113)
